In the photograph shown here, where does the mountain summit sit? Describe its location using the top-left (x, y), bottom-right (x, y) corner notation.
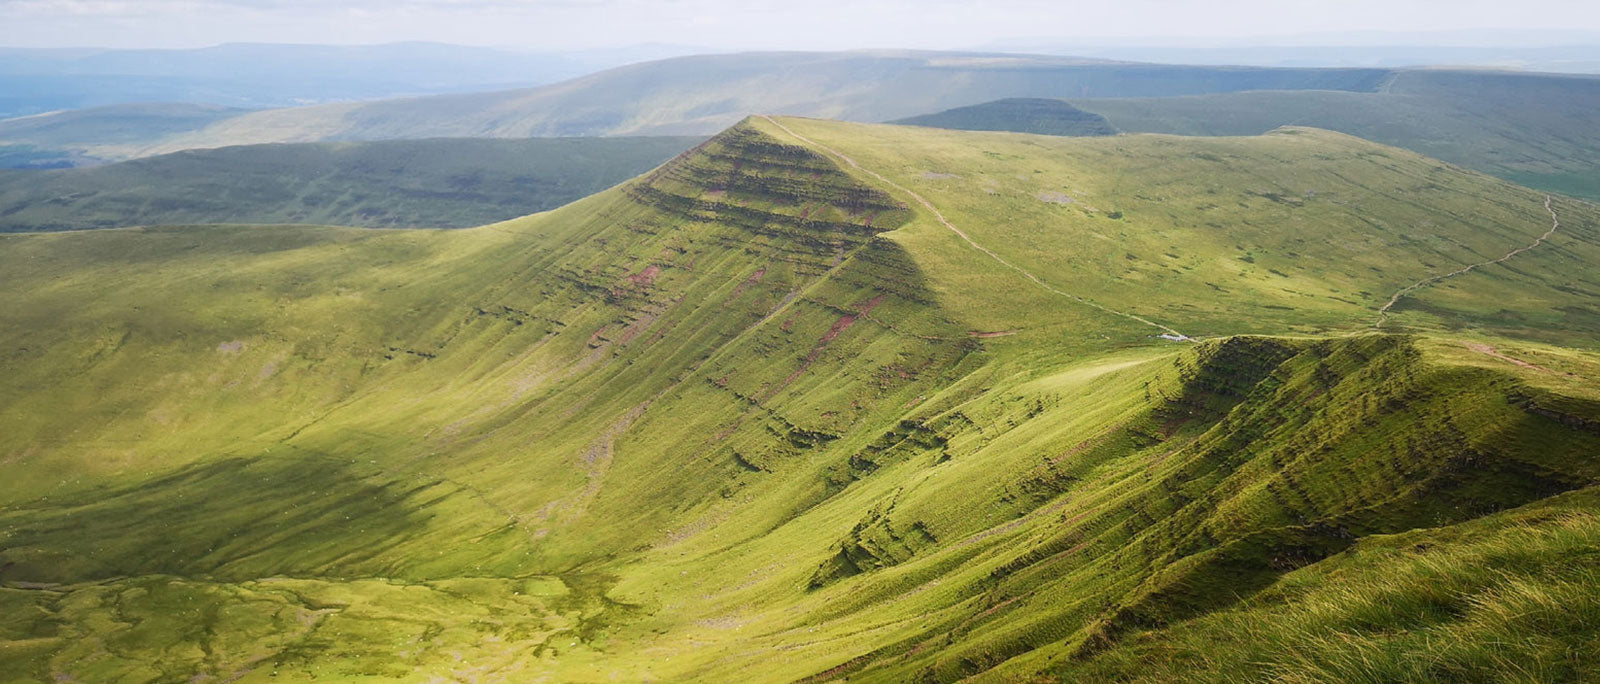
top-left (1, 117), bottom-right (1598, 681)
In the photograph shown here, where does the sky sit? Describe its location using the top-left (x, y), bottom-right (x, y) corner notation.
top-left (3, 0), bottom-right (1600, 50)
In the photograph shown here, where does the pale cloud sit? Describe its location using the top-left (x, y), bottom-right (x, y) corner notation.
top-left (1, 0), bottom-right (1598, 50)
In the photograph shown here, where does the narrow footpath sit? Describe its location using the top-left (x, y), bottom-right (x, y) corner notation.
top-left (760, 115), bottom-right (1192, 341)
top-left (1376, 195), bottom-right (1562, 328)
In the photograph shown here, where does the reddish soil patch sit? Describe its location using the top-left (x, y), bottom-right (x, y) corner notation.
top-left (766, 294), bottom-right (886, 401)
top-left (625, 264), bottom-right (663, 288)
top-left (617, 309), bottom-right (664, 344)
top-left (822, 295), bottom-right (885, 345)
top-left (817, 314), bottom-right (858, 347)
top-left (727, 267), bottom-right (767, 301)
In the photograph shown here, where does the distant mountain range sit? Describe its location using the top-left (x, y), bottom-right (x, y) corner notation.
top-left (0, 50), bottom-right (1391, 160)
top-left (5, 49), bottom-right (1598, 203)
top-left (0, 42), bottom-right (709, 119)
top-left (1014, 44), bottom-right (1600, 73)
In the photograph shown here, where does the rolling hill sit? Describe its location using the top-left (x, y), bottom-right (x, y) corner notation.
top-left (0, 102), bottom-right (247, 166)
top-left (988, 41), bottom-right (1600, 74)
top-left (880, 70), bottom-right (1600, 203)
top-left (0, 50), bottom-right (1390, 163)
top-left (890, 98), bottom-right (1118, 136)
top-left (1, 117), bottom-right (1597, 682)
top-left (1069, 69), bottom-right (1600, 201)
top-left (7, 51), bottom-right (1600, 207)
top-left (0, 136), bottom-right (701, 231)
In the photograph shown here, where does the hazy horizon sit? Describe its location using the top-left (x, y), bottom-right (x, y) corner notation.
top-left (3, 1), bottom-right (1600, 51)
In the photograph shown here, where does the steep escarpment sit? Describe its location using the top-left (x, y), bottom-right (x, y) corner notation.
top-left (3, 118), bottom-right (1600, 683)
top-left (631, 124), bottom-right (909, 243)
top-left (0, 118), bottom-right (948, 582)
top-left (768, 335), bottom-right (1600, 683)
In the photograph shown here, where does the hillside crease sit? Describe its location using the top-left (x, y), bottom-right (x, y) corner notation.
top-left (1376, 194), bottom-right (1562, 327)
top-left (759, 115), bottom-right (1192, 341)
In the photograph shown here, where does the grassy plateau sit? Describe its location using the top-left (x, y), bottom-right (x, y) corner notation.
top-left (0, 116), bottom-right (1597, 682)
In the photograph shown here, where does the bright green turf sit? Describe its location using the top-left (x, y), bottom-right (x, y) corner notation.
top-left (1048, 485), bottom-right (1600, 682)
top-left (1, 117), bottom-right (1597, 682)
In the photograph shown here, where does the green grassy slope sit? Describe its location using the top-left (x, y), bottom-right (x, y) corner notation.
top-left (891, 98), bottom-right (1119, 136)
top-left (0, 103), bottom-right (248, 163)
top-left (1, 118), bottom-right (1598, 682)
top-left (769, 118), bottom-right (1600, 345)
top-left (1069, 69), bottom-right (1600, 202)
top-left (0, 136), bottom-right (701, 231)
top-left (0, 51), bottom-right (1388, 162)
top-left (1053, 482), bottom-right (1600, 682)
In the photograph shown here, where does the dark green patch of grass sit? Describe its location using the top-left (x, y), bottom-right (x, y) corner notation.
top-left (0, 136), bottom-right (702, 231)
top-left (892, 98), bottom-right (1119, 137)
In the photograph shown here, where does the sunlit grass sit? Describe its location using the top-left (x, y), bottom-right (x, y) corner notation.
top-left (1, 118), bottom-right (1597, 682)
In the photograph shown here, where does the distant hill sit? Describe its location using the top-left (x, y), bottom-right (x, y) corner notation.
top-left (984, 42), bottom-right (1600, 73)
top-left (891, 98), bottom-right (1118, 136)
top-left (12, 52), bottom-right (1600, 204)
top-left (0, 136), bottom-right (702, 231)
top-left (877, 70), bottom-right (1600, 202)
top-left (1070, 70), bottom-right (1600, 201)
top-left (0, 103), bottom-right (246, 153)
top-left (0, 42), bottom-right (707, 120)
top-left (0, 50), bottom-right (1390, 164)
